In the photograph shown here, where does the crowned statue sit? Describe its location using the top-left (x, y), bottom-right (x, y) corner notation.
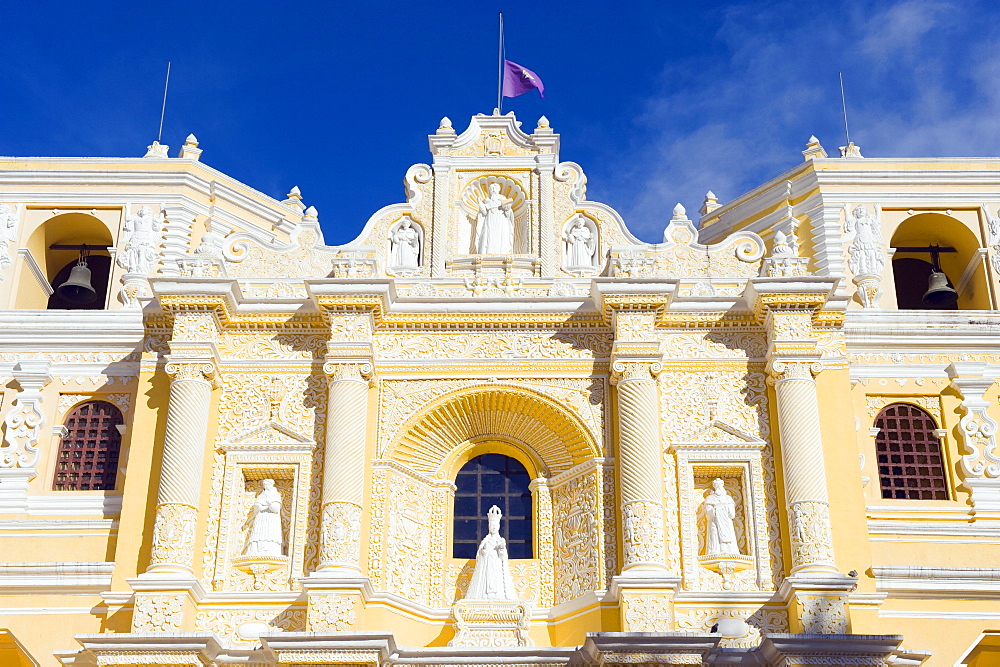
top-left (465, 505), bottom-right (518, 600)
top-left (244, 478), bottom-right (283, 558)
top-left (475, 183), bottom-right (515, 255)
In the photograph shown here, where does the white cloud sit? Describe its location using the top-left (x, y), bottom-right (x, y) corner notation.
top-left (603, 0), bottom-right (1000, 242)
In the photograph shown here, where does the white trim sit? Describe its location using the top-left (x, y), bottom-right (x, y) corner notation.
top-left (0, 519), bottom-right (116, 531)
top-left (26, 494), bottom-right (122, 516)
top-left (0, 606), bottom-right (96, 615)
top-left (16, 248), bottom-right (53, 296)
top-left (0, 561), bottom-right (113, 594)
top-left (873, 565), bottom-right (1000, 599)
top-left (879, 609), bottom-right (1000, 620)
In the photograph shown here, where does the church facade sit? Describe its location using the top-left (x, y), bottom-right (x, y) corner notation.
top-left (0, 115), bottom-right (998, 665)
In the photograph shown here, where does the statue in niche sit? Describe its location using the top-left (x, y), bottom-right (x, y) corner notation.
top-left (844, 204), bottom-right (885, 278)
top-left (0, 203), bottom-right (16, 269)
top-left (563, 217), bottom-right (597, 269)
top-left (465, 505), bottom-right (517, 600)
top-left (244, 479), bottom-right (283, 558)
top-left (389, 218), bottom-right (421, 270)
top-left (476, 183), bottom-right (515, 255)
top-left (117, 205), bottom-right (162, 275)
top-left (699, 478), bottom-right (739, 555)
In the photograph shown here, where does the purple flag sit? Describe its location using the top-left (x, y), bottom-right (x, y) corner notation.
top-left (502, 60), bottom-right (545, 99)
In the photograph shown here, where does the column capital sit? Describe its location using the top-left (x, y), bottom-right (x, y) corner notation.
top-left (164, 356), bottom-right (218, 386)
top-left (766, 358), bottom-right (824, 384)
top-left (322, 358), bottom-right (375, 386)
top-left (744, 276), bottom-right (838, 322)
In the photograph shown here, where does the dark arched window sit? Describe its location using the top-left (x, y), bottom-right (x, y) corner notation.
top-left (52, 400), bottom-right (123, 491)
top-left (453, 453), bottom-right (532, 559)
top-left (875, 403), bottom-right (948, 500)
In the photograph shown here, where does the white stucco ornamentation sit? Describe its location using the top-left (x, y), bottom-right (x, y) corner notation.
top-left (476, 182), bottom-right (515, 254)
top-left (309, 595), bottom-right (357, 632)
top-left (0, 361), bottom-right (52, 471)
top-left (320, 502), bottom-right (362, 568)
top-left (948, 362), bottom-right (1000, 514)
top-left (149, 502), bottom-right (198, 569)
top-left (132, 595), bottom-right (183, 632)
top-left (622, 500), bottom-right (666, 567)
top-left (0, 202), bottom-right (17, 272)
top-left (843, 203), bottom-right (886, 308)
top-left (118, 205), bottom-right (163, 275)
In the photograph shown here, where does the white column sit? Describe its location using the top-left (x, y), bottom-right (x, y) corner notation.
top-left (318, 360), bottom-right (372, 573)
top-left (612, 360), bottom-right (668, 574)
top-left (768, 358), bottom-right (837, 575)
top-left (146, 359), bottom-right (215, 574)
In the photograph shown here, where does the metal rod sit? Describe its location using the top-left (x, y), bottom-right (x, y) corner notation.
top-left (158, 61), bottom-right (172, 143)
top-left (892, 246), bottom-right (957, 253)
top-left (839, 72), bottom-right (850, 146)
top-left (49, 244), bottom-right (99, 251)
top-left (497, 13), bottom-right (504, 115)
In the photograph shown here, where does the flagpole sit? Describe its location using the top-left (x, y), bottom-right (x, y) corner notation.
top-left (497, 13), bottom-right (504, 114)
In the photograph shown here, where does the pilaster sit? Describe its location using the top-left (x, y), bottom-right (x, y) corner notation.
top-left (0, 360), bottom-right (53, 512)
top-left (947, 361), bottom-right (1000, 519)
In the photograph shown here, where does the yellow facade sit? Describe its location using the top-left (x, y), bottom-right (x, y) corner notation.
top-left (0, 122), bottom-right (997, 665)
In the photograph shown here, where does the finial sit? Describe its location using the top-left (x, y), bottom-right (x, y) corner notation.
top-left (437, 117), bottom-right (455, 135)
top-left (282, 186), bottom-right (305, 212)
top-left (772, 230), bottom-right (792, 256)
top-left (178, 134), bottom-right (202, 160)
top-left (672, 202), bottom-right (687, 220)
top-left (802, 135), bottom-right (827, 161)
top-left (537, 115), bottom-right (550, 129)
top-left (304, 205), bottom-right (318, 218)
top-left (699, 191), bottom-right (721, 216)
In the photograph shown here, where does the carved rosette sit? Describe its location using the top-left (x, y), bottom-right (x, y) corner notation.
top-left (308, 594), bottom-right (358, 632)
top-left (788, 501), bottom-right (835, 569)
top-left (149, 503), bottom-right (198, 570)
top-left (320, 502), bottom-right (362, 568)
top-left (800, 594), bottom-right (849, 634)
top-left (622, 500), bottom-right (666, 567)
top-left (132, 594), bottom-right (183, 632)
top-left (170, 311), bottom-right (218, 343)
top-left (623, 594), bottom-right (673, 631)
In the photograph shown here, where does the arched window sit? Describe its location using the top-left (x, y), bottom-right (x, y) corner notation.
top-left (453, 453), bottom-right (532, 559)
top-left (874, 403), bottom-right (948, 500)
top-left (52, 400), bottom-right (124, 491)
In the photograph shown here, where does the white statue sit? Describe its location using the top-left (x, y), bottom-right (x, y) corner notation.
top-left (700, 478), bottom-right (739, 555)
top-left (465, 505), bottom-right (517, 600)
top-left (476, 183), bottom-right (515, 254)
top-left (564, 217), bottom-right (596, 268)
top-left (0, 203), bottom-right (15, 269)
top-left (390, 219), bottom-right (421, 269)
top-left (117, 205), bottom-right (162, 275)
top-left (245, 479), bottom-right (283, 558)
top-left (844, 204), bottom-right (885, 277)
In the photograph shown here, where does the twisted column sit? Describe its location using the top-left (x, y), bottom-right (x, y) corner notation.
top-left (612, 360), bottom-right (668, 573)
top-left (147, 360), bottom-right (216, 574)
top-left (318, 360), bottom-right (372, 572)
top-left (769, 359), bottom-right (837, 575)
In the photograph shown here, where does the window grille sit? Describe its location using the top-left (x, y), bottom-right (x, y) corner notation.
top-left (52, 400), bottom-right (123, 491)
top-left (875, 403), bottom-right (948, 500)
top-left (453, 453), bottom-right (533, 559)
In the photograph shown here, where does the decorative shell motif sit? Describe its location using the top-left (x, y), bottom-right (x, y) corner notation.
top-left (460, 175), bottom-right (527, 220)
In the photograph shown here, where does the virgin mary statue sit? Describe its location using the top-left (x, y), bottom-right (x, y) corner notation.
top-left (475, 183), bottom-right (515, 254)
top-left (465, 505), bottom-right (518, 600)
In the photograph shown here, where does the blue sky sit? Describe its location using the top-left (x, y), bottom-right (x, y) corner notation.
top-left (0, 0), bottom-right (996, 243)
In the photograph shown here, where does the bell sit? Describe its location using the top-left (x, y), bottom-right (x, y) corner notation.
top-left (56, 260), bottom-right (98, 304)
top-left (922, 270), bottom-right (958, 309)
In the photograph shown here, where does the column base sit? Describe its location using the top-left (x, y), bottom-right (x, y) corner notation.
top-left (780, 573), bottom-right (857, 634)
top-left (126, 574), bottom-right (206, 633)
top-left (301, 573), bottom-right (373, 632)
top-left (0, 468), bottom-right (35, 513)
